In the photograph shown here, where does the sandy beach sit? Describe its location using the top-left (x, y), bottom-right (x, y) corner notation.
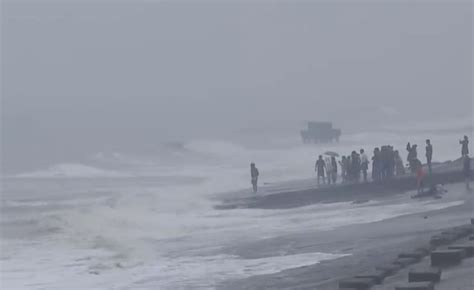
top-left (217, 182), bottom-right (473, 289)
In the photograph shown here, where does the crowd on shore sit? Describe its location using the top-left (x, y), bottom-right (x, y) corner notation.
top-left (313, 135), bottom-right (471, 192)
top-left (250, 135), bottom-right (471, 193)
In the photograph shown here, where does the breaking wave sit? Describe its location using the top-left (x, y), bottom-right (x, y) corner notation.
top-left (13, 163), bottom-right (130, 179)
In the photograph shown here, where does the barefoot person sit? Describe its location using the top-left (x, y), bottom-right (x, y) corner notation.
top-left (250, 163), bottom-right (259, 193)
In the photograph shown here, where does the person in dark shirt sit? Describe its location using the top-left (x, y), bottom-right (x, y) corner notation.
top-left (425, 139), bottom-right (433, 175)
top-left (351, 151), bottom-right (361, 182)
top-left (406, 143), bottom-right (418, 173)
top-left (340, 156), bottom-right (347, 183)
top-left (463, 155), bottom-right (471, 190)
top-left (360, 149), bottom-right (369, 183)
top-left (250, 163), bottom-right (259, 193)
top-left (460, 136), bottom-right (469, 157)
top-left (330, 156), bottom-right (338, 184)
top-left (315, 155), bottom-right (326, 185)
top-left (372, 148), bottom-right (381, 181)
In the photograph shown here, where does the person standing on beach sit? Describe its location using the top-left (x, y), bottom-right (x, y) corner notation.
top-left (340, 156), bottom-right (347, 183)
top-left (406, 143), bottom-right (418, 173)
top-left (250, 163), bottom-right (259, 193)
top-left (463, 155), bottom-right (471, 190)
top-left (414, 159), bottom-right (425, 193)
top-left (360, 149), bottom-right (369, 182)
top-left (325, 157), bottom-right (333, 185)
top-left (346, 155), bottom-right (352, 181)
top-left (372, 148), bottom-right (381, 181)
top-left (331, 156), bottom-right (338, 184)
top-left (460, 136), bottom-right (469, 157)
top-left (315, 155), bottom-right (326, 185)
top-left (425, 139), bottom-right (433, 175)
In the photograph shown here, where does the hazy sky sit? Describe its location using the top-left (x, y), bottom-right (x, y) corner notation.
top-left (1, 1), bottom-right (473, 171)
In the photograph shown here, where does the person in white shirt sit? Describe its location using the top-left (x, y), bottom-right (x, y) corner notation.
top-left (360, 149), bottom-right (369, 182)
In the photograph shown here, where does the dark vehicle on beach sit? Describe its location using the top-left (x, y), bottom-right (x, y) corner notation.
top-left (301, 121), bottom-right (341, 144)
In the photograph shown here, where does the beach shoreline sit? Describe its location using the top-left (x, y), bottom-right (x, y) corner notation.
top-left (217, 157), bottom-right (472, 210)
top-left (217, 182), bottom-right (473, 289)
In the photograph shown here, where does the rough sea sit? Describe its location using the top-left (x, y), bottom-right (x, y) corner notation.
top-left (1, 116), bottom-right (472, 289)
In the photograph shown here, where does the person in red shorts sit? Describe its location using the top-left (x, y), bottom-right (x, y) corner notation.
top-left (414, 159), bottom-right (425, 193)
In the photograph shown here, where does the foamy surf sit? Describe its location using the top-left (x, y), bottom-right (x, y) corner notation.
top-left (2, 120), bottom-right (472, 289)
top-left (0, 178), bottom-right (466, 289)
top-left (12, 163), bottom-right (130, 179)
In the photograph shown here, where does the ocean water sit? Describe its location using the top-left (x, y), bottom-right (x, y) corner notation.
top-left (1, 117), bottom-right (472, 289)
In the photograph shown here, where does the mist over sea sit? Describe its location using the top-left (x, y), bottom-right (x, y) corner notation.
top-left (2, 2), bottom-right (472, 288)
top-left (1, 115), bottom-right (472, 289)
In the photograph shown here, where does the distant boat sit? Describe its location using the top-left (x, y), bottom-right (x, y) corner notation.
top-left (300, 121), bottom-right (341, 144)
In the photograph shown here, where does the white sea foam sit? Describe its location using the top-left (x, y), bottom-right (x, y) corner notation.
top-left (12, 163), bottom-right (130, 179)
top-left (2, 118), bottom-right (472, 289)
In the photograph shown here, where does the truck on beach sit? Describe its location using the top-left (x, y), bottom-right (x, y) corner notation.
top-left (300, 121), bottom-right (341, 144)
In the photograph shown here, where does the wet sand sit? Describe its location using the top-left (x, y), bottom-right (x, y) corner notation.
top-left (217, 158), bottom-right (471, 210)
top-left (217, 182), bottom-right (473, 290)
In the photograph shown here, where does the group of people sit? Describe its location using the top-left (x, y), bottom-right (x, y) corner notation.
top-left (315, 146), bottom-right (402, 185)
top-left (312, 136), bottom-right (471, 192)
top-left (339, 149), bottom-right (369, 183)
top-left (371, 145), bottom-right (406, 181)
top-left (250, 135), bottom-right (471, 193)
top-left (315, 155), bottom-right (339, 185)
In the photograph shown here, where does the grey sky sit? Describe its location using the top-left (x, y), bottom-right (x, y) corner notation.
top-left (1, 1), bottom-right (472, 171)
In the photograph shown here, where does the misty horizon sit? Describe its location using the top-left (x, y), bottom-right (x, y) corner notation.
top-left (2, 1), bottom-right (472, 172)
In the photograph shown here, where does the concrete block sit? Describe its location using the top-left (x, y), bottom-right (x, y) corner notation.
top-left (338, 277), bottom-right (374, 290)
top-left (375, 264), bottom-right (401, 276)
top-left (393, 257), bottom-right (417, 267)
top-left (430, 249), bottom-right (465, 266)
top-left (448, 242), bottom-right (474, 257)
top-left (470, 218), bottom-right (473, 225)
top-left (398, 251), bottom-right (424, 261)
top-left (408, 267), bottom-right (441, 283)
top-left (354, 270), bottom-right (387, 284)
top-left (469, 235), bottom-right (474, 241)
top-left (439, 231), bottom-right (457, 242)
top-left (430, 235), bottom-right (449, 247)
top-left (414, 247), bottom-right (430, 256)
top-left (452, 225), bottom-right (472, 238)
top-left (395, 281), bottom-right (434, 290)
